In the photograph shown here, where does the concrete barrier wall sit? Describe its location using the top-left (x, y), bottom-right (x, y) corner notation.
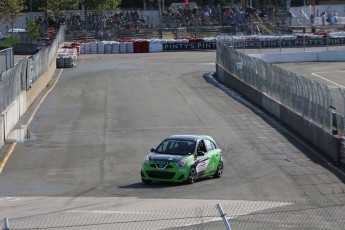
top-left (3, 102), bottom-right (19, 139)
top-left (2, 57), bottom-right (57, 142)
top-left (26, 60), bottom-right (56, 107)
top-left (216, 64), bottom-right (340, 162)
top-left (0, 116), bottom-right (3, 147)
top-left (250, 50), bottom-right (345, 63)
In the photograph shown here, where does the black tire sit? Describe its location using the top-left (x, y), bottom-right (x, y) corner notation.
top-left (213, 162), bottom-right (223, 178)
top-left (187, 167), bottom-right (197, 184)
top-left (142, 179), bottom-right (152, 184)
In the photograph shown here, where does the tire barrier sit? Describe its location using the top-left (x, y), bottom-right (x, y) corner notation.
top-left (56, 48), bottom-right (78, 68)
top-left (72, 31), bottom-right (345, 54)
top-left (57, 43), bottom-right (80, 68)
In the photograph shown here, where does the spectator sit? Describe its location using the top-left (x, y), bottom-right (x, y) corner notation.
top-left (332, 10), bottom-right (338, 25)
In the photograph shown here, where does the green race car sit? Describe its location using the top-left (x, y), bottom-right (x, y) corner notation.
top-left (141, 135), bottom-right (223, 184)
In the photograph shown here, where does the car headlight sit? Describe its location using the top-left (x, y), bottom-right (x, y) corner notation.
top-left (144, 156), bottom-right (150, 164)
top-left (176, 159), bottom-right (187, 166)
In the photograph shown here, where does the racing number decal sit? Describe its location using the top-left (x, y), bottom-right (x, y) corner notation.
top-left (196, 158), bottom-right (210, 173)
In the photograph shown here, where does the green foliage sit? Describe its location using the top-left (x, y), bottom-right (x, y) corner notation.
top-left (84, 0), bottom-right (121, 11)
top-left (26, 20), bottom-right (40, 41)
top-left (0, 36), bottom-right (20, 48)
top-left (0, 0), bottom-right (26, 35)
top-left (45, 0), bottom-right (80, 16)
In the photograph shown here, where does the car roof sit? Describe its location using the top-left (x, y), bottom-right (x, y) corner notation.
top-left (167, 135), bottom-right (212, 142)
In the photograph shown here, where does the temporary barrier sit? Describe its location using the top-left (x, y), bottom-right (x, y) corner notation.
top-left (133, 40), bottom-right (142, 53)
top-left (119, 42), bottom-right (127, 53)
top-left (126, 42), bottom-right (134, 53)
top-left (112, 42), bottom-right (120, 54)
top-left (141, 40), bottom-right (149, 53)
top-left (84, 43), bottom-right (91, 54)
top-left (97, 41), bottom-right (105, 54)
top-left (104, 42), bottom-right (112, 54)
top-left (79, 43), bottom-right (85, 54)
top-left (90, 42), bottom-right (98, 54)
top-left (72, 31), bottom-right (345, 54)
top-left (149, 39), bottom-right (163, 52)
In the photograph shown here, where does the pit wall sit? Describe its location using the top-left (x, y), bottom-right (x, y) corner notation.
top-left (216, 58), bottom-right (341, 163)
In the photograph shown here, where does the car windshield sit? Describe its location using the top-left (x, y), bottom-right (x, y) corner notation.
top-left (155, 139), bottom-right (196, 155)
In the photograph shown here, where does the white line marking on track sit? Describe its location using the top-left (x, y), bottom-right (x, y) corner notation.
top-left (311, 72), bottom-right (345, 88)
top-left (65, 210), bottom-right (141, 214)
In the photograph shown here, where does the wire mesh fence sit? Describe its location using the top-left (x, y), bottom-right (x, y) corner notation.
top-left (0, 48), bottom-right (14, 74)
top-left (2, 201), bottom-right (345, 230)
top-left (0, 26), bottom-right (65, 114)
top-left (216, 35), bottom-right (345, 135)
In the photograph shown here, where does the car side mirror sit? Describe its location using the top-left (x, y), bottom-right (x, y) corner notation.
top-left (150, 148), bottom-right (155, 153)
top-left (197, 150), bottom-right (205, 156)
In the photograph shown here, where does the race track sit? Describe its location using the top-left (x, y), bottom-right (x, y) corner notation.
top-left (1, 51), bottom-right (345, 223)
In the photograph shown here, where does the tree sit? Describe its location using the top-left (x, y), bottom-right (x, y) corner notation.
top-left (45, 0), bottom-right (80, 16)
top-left (26, 19), bottom-right (40, 42)
top-left (83, 0), bottom-right (122, 11)
top-left (0, 0), bottom-right (26, 36)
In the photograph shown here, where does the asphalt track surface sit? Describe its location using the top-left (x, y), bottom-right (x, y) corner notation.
top-left (1, 52), bottom-right (345, 227)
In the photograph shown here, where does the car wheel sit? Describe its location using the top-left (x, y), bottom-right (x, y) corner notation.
top-left (213, 162), bottom-right (223, 178)
top-left (142, 179), bottom-right (152, 184)
top-left (187, 167), bottom-right (197, 184)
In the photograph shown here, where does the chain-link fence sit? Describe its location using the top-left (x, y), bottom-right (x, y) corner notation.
top-left (2, 201), bottom-right (345, 229)
top-left (0, 26), bottom-right (65, 114)
top-left (0, 48), bottom-right (14, 74)
top-left (216, 35), bottom-right (345, 135)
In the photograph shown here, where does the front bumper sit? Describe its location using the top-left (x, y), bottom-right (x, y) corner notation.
top-left (141, 162), bottom-right (190, 182)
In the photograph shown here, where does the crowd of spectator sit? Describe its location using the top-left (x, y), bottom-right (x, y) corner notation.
top-left (162, 4), bottom-right (276, 28)
top-left (162, 5), bottom-right (218, 27)
top-left (53, 4), bottom-right (287, 39)
top-left (34, 14), bottom-right (63, 30)
top-left (66, 10), bottom-right (150, 33)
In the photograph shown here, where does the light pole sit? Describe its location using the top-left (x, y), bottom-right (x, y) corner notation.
top-left (158, 0), bottom-right (162, 38)
top-left (30, 0), bottom-right (32, 19)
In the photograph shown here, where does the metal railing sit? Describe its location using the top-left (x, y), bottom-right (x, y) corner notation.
top-left (2, 201), bottom-right (345, 229)
top-left (0, 26), bottom-right (65, 114)
top-left (216, 35), bottom-right (345, 135)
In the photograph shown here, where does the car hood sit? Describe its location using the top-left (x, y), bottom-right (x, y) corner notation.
top-left (149, 153), bottom-right (186, 162)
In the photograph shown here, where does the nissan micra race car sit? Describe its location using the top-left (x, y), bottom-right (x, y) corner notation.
top-left (141, 135), bottom-right (223, 184)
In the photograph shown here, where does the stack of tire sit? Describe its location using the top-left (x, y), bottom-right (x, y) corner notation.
top-left (56, 48), bottom-right (78, 68)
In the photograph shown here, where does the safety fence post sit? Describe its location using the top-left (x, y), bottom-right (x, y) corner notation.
top-left (3, 218), bottom-right (9, 230)
top-left (216, 203), bottom-right (231, 230)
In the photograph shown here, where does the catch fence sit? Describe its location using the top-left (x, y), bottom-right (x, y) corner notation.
top-left (2, 201), bottom-right (345, 229)
top-left (0, 26), bottom-right (65, 114)
top-left (216, 35), bottom-right (345, 135)
top-left (0, 48), bottom-right (14, 74)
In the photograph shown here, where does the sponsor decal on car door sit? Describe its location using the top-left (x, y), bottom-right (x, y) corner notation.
top-left (196, 157), bottom-right (210, 173)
